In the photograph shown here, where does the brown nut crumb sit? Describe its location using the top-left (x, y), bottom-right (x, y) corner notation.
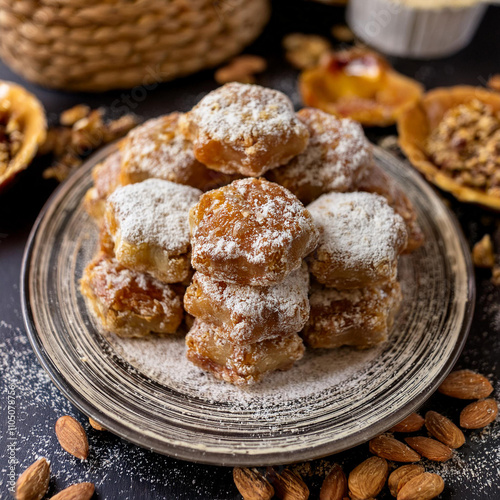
top-left (331, 24), bottom-right (355, 43)
top-left (60, 104), bottom-right (91, 127)
top-left (215, 55), bottom-right (267, 84)
top-left (472, 234), bottom-right (495, 268)
top-left (283, 33), bottom-right (331, 70)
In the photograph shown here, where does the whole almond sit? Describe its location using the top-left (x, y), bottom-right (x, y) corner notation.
top-left (460, 398), bottom-right (498, 429)
top-left (388, 465), bottom-right (425, 497)
top-left (49, 482), bottom-right (95, 500)
top-left (438, 370), bottom-right (493, 399)
top-left (15, 458), bottom-right (50, 500)
top-left (425, 411), bottom-right (465, 448)
top-left (369, 435), bottom-right (421, 462)
top-left (397, 472), bottom-right (444, 500)
top-left (390, 413), bottom-right (425, 433)
top-left (55, 416), bottom-right (89, 460)
top-left (405, 437), bottom-right (452, 462)
top-left (88, 417), bottom-right (106, 432)
top-left (320, 464), bottom-right (347, 500)
top-left (348, 457), bottom-right (388, 500)
top-left (267, 468), bottom-right (309, 500)
top-left (233, 468), bottom-right (274, 500)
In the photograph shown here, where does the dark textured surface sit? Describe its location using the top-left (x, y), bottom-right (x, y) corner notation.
top-left (1, 2), bottom-right (499, 499)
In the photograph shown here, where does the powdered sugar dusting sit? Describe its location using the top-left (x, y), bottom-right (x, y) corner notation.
top-left (307, 192), bottom-right (407, 272)
top-left (187, 82), bottom-right (306, 150)
top-left (108, 179), bottom-right (201, 255)
top-left (185, 263), bottom-right (310, 342)
top-left (269, 109), bottom-right (372, 199)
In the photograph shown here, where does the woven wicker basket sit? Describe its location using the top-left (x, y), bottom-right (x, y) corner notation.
top-left (0, 0), bottom-right (270, 92)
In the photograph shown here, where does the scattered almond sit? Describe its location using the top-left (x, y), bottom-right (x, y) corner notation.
top-left (390, 413), bottom-right (425, 433)
top-left (215, 55), bottom-right (267, 84)
top-left (425, 411), bottom-right (465, 449)
top-left (472, 235), bottom-right (495, 268)
top-left (438, 370), bottom-right (493, 399)
top-left (460, 398), bottom-right (498, 429)
top-left (267, 468), bottom-right (309, 500)
top-left (55, 416), bottom-right (89, 460)
top-left (15, 457), bottom-right (50, 500)
top-left (388, 465), bottom-right (425, 497)
top-left (49, 482), bottom-right (95, 500)
top-left (88, 417), bottom-right (106, 432)
top-left (369, 435), bottom-right (421, 462)
top-left (397, 472), bottom-right (444, 500)
top-left (404, 437), bottom-right (452, 462)
top-left (233, 468), bottom-right (274, 500)
top-left (320, 464), bottom-right (347, 500)
top-left (348, 457), bottom-right (388, 500)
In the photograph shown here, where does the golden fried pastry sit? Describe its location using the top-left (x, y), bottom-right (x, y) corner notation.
top-left (307, 192), bottom-right (407, 289)
top-left (185, 319), bottom-right (305, 385)
top-left (398, 87), bottom-right (500, 210)
top-left (105, 178), bottom-right (202, 283)
top-left (84, 150), bottom-right (122, 222)
top-left (181, 82), bottom-right (310, 176)
top-left (303, 280), bottom-right (402, 349)
top-left (184, 263), bottom-right (310, 344)
top-left (267, 107), bottom-right (372, 204)
top-left (80, 253), bottom-right (184, 338)
top-left (190, 178), bottom-right (320, 286)
top-left (300, 48), bottom-right (423, 127)
top-left (120, 113), bottom-right (237, 191)
top-left (356, 163), bottom-right (424, 253)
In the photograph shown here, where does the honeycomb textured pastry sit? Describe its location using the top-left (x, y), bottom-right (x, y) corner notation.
top-left (105, 179), bottom-right (202, 283)
top-left (120, 113), bottom-right (238, 191)
top-left (189, 178), bottom-right (320, 286)
top-left (185, 319), bottom-right (305, 385)
top-left (267, 108), bottom-right (372, 204)
top-left (307, 192), bottom-right (408, 288)
top-left (303, 280), bottom-right (402, 349)
top-left (181, 82), bottom-right (310, 176)
top-left (80, 253), bottom-right (184, 338)
top-left (84, 150), bottom-right (122, 222)
top-left (184, 263), bottom-right (310, 344)
top-left (300, 48), bottom-right (423, 127)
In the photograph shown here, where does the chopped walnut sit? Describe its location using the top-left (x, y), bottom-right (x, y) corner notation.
top-left (331, 24), bottom-right (355, 43)
top-left (41, 106), bottom-right (138, 181)
top-left (426, 100), bottom-right (500, 196)
top-left (0, 117), bottom-right (24, 176)
top-left (283, 33), bottom-right (331, 70)
top-left (472, 235), bottom-right (495, 268)
top-left (215, 55), bottom-right (267, 85)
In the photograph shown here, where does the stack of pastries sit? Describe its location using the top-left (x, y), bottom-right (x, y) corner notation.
top-left (81, 82), bottom-right (423, 385)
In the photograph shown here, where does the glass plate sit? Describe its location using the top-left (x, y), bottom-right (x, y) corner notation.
top-left (21, 144), bottom-right (475, 466)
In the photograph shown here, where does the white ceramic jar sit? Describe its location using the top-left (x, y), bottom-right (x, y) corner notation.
top-left (347, 0), bottom-right (487, 59)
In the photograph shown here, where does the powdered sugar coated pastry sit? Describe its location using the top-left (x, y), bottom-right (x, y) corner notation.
top-left (84, 150), bottom-right (122, 222)
top-left (106, 179), bottom-right (202, 283)
top-left (189, 178), bottom-right (320, 286)
top-left (267, 108), bottom-right (372, 204)
top-left (307, 191), bottom-right (408, 288)
top-left (180, 82), bottom-right (310, 176)
top-left (120, 113), bottom-right (238, 191)
top-left (80, 252), bottom-right (184, 338)
top-left (303, 280), bottom-right (402, 349)
top-left (185, 319), bottom-right (305, 385)
top-left (184, 263), bottom-right (310, 344)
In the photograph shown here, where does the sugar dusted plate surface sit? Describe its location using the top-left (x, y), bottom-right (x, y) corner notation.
top-left (21, 144), bottom-right (474, 466)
